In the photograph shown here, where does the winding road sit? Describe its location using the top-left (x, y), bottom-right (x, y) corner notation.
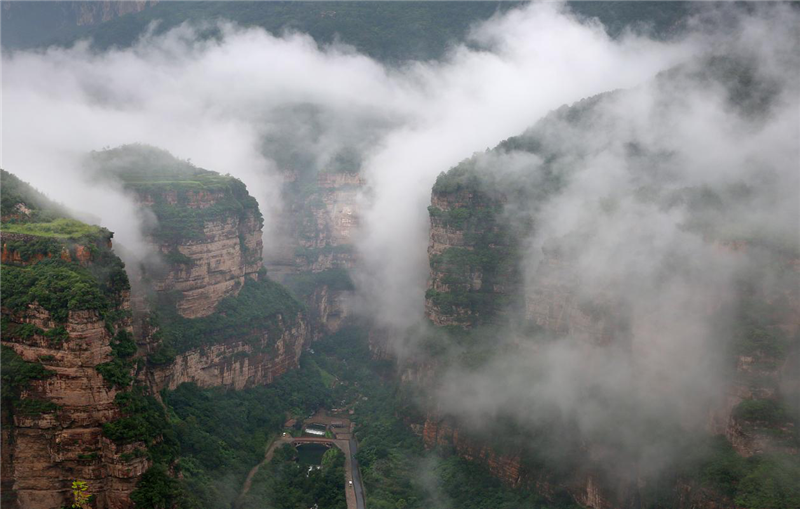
top-left (237, 435), bottom-right (366, 509)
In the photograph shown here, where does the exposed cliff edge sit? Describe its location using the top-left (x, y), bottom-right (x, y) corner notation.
top-left (1, 170), bottom-right (147, 509)
top-left (87, 145), bottom-right (310, 391)
top-left (411, 58), bottom-right (800, 508)
top-left (1, 150), bottom-right (314, 508)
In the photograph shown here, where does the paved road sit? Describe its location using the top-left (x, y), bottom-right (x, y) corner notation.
top-left (348, 438), bottom-right (366, 509)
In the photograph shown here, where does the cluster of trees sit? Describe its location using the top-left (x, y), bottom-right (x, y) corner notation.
top-left (284, 268), bottom-right (355, 300)
top-left (239, 444), bottom-right (346, 509)
top-left (156, 276), bottom-right (305, 354)
top-left (0, 345), bottom-right (56, 417)
top-left (123, 359), bottom-right (332, 509)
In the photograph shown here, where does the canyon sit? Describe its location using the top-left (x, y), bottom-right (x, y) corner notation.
top-left (0, 154), bottom-right (312, 508)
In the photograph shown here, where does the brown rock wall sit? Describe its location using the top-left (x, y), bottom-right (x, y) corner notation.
top-left (1, 304), bottom-right (147, 509)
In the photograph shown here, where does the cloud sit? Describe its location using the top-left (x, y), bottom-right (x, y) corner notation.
top-left (412, 2), bottom-right (799, 483)
top-left (3, 0), bottom-right (797, 490)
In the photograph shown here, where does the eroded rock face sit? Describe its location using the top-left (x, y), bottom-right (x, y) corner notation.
top-left (424, 187), bottom-right (520, 329)
top-left (266, 171), bottom-right (363, 337)
top-left (1, 305), bottom-right (148, 509)
top-left (134, 188), bottom-right (263, 319)
top-left (422, 417), bottom-right (523, 487)
top-left (524, 242), bottom-right (619, 346)
top-left (150, 314), bottom-right (308, 391)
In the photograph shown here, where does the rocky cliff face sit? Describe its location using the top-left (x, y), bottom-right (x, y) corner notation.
top-left (1, 153), bottom-right (313, 507)
top-left (130, 185), bottom-right (263, 319)
top-left (2, 306), bottom-right (147, 509)
top-left (1, 170), bottom-right (147, 508)
top-left (88, 145), bottom-right (310, 391)
top-left (414, 74), bottom-right (799, 508)
top-left (424, 182), bottom-right (520, 329)
top-left (266, 170), bottom-right (363, 337)
top-left (149, 313), bottom-right (307, 391)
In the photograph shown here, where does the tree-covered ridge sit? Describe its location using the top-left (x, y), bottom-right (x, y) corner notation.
top-left (1, 171), bottom-right (130, 324)
top-left (1, 2), bottom-right (693, 62)
top-left (0, 169), bottom-right (71, 223)
top-left (88, 144), bottom-right (262, 243)
top-left (1, 169), bottom-right (115, 252)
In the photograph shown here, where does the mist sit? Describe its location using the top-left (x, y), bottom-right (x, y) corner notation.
top-left (3, 0), bottom-right (798, 497)
top-left (2, 2), bottom-right (686, 275)
top-left (407, 2), bottom-right (800, 487)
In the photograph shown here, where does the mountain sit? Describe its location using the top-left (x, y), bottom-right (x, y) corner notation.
top-left (407, 56), bottom-right (800, 508)
top-left (0, 154), bottom-right (313, 508)
top-left (1, 169), bottom-right (145, 509)
top-left (2, 2), bottom-right (690, 62)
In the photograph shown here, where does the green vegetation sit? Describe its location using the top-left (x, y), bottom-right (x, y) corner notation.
top-left (2, 2), bottom-right (690, 62)
top-left (735, 454), bottom-right (800, 509)
top-left (294, 245), bottom-right (355, 264)
top-left (130, 464), bottom-right (182, 509)
top-left (238, 444), bottom-right (346, 509)
top-left (102, 388), bottom-right (172, 445)
top-left (111, 330), bottom-right (137, 358)
top-left (87, 145), bottom-right (262, 244)
top-left (733, 399), bottom-right (789, 425)
top-left (0, 169), bottom-right (69, 222)
top-left (432, 164), bottom-right (487, 195)
top-left (1, 236), bottom-right (61, 260)
top-left (162, 249), bottom-right (194, 266)
top-left (1, 174), bottom-right (130, 327)
top-left (96, 359), bottom-right (134, 389)
top-left (151, 360), bottom-right (332, 509)
top-left (311, 327), bottom-right (568, 509)
top-left (284, 268), bottom-right (354, 300)
top-left (427, 168), bottom-right (523, 327)
top-left (681, 437), bottom-right (800, 509)
top-left (1, 345), bottom-right (56, 416)
top-left (16, 398), bottom-right (60, 416)
top-left (156, 277), bottom-right (304, 354)
top-left (1, 259), bottom-right (124, 322)
top-left (1, 218), bottom-right (105, 239)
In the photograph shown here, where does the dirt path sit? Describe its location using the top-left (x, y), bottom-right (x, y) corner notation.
top-left (237, 436), bottom-right (289, 503)
top-left (236, 436), bottom-right (362, 509)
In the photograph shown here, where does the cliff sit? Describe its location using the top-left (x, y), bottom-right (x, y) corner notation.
top-left (265, 168), bottom-right (362, 338)
top-left (415, 62), bottom-right (799, 508)
top-left (88, 145), bottom-right (310, 391)
top-left (424, 178), bottom-right (521, 329)
top-left (90, 146), bottom-right (264, 319)
top-left (1, 170), bottom-right (147, 509)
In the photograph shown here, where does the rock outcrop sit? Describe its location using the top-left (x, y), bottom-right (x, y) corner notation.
top-left (266, 170), bottom-right (363, 337)
top-left (424, 180), bottom-right (520, 329)
top-left (128, 181), bottom-right (263, 319)
top-left (2, 306), bottom-right (147, 509)
top-left (1, 170), bottom-right (146, 508)
top-left (413, 73), bottom-right (800, 508)
top-left (149, 313), bottom-right (307, 391)
top-left (87, 145), bottom-right (312, 392)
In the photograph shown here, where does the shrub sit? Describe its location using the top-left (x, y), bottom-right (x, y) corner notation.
top-left (96, 359), bottom-right (134, 389)
top-left (735, 454), bottom-right (800, 509)
top-left (17, 398), bottom-right (60, 416)
top-left (103, 388), bottom-right (170, 444)
top-left (1, 345), bottom-right (54, 404)
top-left (157, 278), bottom-right (304, 354)
top-left (733, 399), bottom-right (788, 424)
top-left (130, 464), bottom-right (182, 509)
